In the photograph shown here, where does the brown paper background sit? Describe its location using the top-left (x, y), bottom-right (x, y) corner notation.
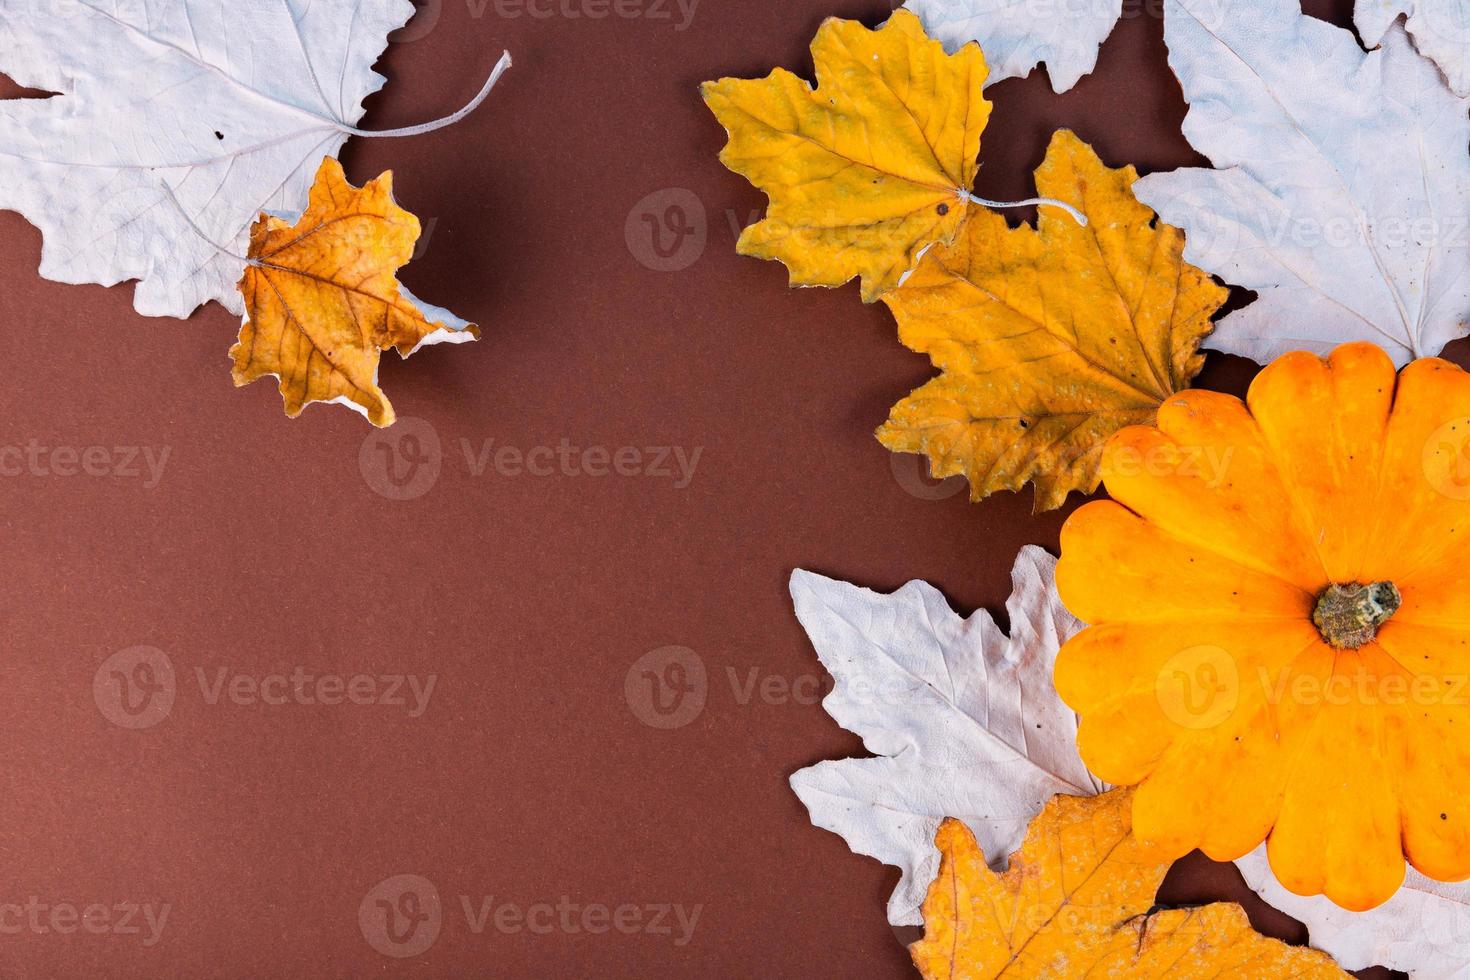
top-left (0, 0), bottom-right (1438, 975)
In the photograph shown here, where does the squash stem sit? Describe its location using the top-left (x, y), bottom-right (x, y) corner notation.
top-left (1312, 582), bottom-right (1401, 649)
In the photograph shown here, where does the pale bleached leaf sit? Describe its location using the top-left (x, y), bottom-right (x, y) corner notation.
top-left (902, 0), bottom-right (1123, 92)
top-left (0, 0), bottom-right (425, 318)
top-left (1357, 0), bottom-right (1470, 96)
top-left (1134, 0), bottom-right (1470, 366)
top-left (1238, 848), bottom-right (1470, 979)
top-left (788, 546), bottom-right (1104, 927)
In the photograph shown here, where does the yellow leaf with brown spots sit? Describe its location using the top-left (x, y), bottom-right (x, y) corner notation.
top-left (700, 10), bottom-right (990, 303)
top-left (912, 790), bottom-right (1347, 979)
top-left (231, 157), bottom-right (478, 427)
top-left (880, 131), bottom-right (1226, 511)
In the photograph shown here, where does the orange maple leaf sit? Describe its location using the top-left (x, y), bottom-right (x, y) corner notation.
top-left (912, 790), bottom-right (1347, 979)
top-left (232, 157), bottom-right (479, 426)
top-left (880, 132), bottom-right (1226, 512)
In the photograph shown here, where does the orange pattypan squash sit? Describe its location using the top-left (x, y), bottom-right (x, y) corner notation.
top-left (1055, 342), bottom-right (1470, 911)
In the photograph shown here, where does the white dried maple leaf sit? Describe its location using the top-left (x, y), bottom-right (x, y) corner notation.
top-left (1238, 849), bottom-right (1470, 978)
top-left (788, 546), bottom-right (1105, 927)
top-left (1358, 0), bottom-right (1470, 97)
top-left (1133, 0), bottom-right (1470, 366)
top-left (902, 0), bottom-right (1123, 92)
top-left (0, 0), bottom-right (506, 319)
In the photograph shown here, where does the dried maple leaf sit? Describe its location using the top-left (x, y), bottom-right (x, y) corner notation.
top-left (231, 158), bottom-right (478, 426)
top-left (0, 0), bottom-right (508, 319)
top-left (700, 11), bottom-right (991, 303)
top-left (904, 0), bottom-right (1123, 92)
top-left (879, 131), bottom-right (1226, 512)
top-left (912, 790), bottom-right (1348, 979)
top-left (788, 547), bottom-right (1104, 927)
top-left (1134, 0), bottom-right (1470, 366)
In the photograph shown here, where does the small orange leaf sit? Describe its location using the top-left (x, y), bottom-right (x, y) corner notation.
top-left (912, 790), bottom-right (1347, 979)
top-left (232, 157), bottom-right (479, 427)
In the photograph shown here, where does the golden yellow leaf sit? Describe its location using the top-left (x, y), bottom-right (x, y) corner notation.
top-left (912, 790), bottom-right (1347, 980)
top-left (880, 131), bottom-right (1227, 511)
top-left (701, 10), bottom-right (990, 302)
top-left (232, 157), bottom-right (479, 427)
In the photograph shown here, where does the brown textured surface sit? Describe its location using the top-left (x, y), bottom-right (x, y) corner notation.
top-left (0, 1), bottom-right (1417, 976)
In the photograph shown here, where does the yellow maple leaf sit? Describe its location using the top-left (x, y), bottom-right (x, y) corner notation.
top-left (231, 157), bottom-right (479, 427)
top-left (879, 131), bottom-right (1227, 511)
top-left (912, 790), bottom-right (1347, 979)
top-left (701, 10), bottom-right (990, 302)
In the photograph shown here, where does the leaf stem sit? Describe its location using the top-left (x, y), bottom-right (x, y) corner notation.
top-left (340, 51), bottom-right (513, 138)
top-left (149, 52), bottom-right (514, 275)
top-left (958, 189), bottom-right (1087, 226)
